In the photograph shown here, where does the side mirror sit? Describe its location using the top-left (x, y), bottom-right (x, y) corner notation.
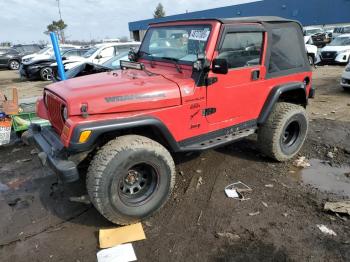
top-left (212, 58), bottom-right (228, 74)
top-left (95, 54), bottom-right (102, 60)
top-left (128, 48), bottom-right (138, 62)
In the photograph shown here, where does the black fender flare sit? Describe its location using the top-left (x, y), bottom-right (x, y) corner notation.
top-left (69, 116), bottom-right (180, 153)
top-left (257, 82), bottom-right (306, 125)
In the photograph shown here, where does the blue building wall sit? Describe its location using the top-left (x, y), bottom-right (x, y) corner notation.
top-left (129, 0), bottom-right (350, 31)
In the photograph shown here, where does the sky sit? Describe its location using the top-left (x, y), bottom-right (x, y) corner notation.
top-left (0, 0), bottom-right (261, 44)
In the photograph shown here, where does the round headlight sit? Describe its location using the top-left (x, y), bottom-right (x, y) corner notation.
top-left (62, 106), bottom-right (68, 122)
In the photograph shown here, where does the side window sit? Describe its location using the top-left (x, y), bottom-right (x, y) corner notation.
top-left (218, 32), bottom-right (263, 69)
top-left (99, 47), bottom-right (114, 58)
top-left (269, 27), bottom-right (305, 73)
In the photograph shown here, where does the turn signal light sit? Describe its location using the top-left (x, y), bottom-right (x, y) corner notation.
top-left (79, 130), bottom-right (92, 143)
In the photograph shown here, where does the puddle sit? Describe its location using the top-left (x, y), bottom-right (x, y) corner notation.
top-left (297, 159), bottom-right (350, 197)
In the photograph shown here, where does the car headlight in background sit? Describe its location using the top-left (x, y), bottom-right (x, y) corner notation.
top-left (62, 106), bottom-right (68, 122)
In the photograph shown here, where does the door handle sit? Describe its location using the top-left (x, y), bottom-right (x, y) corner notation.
top-left (251, 70), bottom-right (260, 81)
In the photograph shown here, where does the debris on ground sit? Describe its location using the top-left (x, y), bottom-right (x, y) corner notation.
top-left (97, 243), bottom-right (137, 262)
top-left (215, 232), bottom-right (240, 241)
top-left (324, 201), bottom-right (350, 216)
top-left (196, 176), bottom-right (203, 190)
top-left (316, 224), bottom-right (337, 236)
top-left (225, 181), bottom-right (252, 200)
top-left (327, 151), bottom-right (334, 159)
top-left (293, 156), bottom-right (311, 168)
top-left (69, 195), bottom-right (91, 205)
top-left (99, 223), bottom-right (146, 248)
top-left (249, 211), bottom-right (260, 216)
top-left (261, 201), bottom-right (268, 208)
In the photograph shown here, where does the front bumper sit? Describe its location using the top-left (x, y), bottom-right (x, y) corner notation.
top-left (341, 77), bottom-right (350, 87)
top-left (30, 124), bottom-right (79, 183)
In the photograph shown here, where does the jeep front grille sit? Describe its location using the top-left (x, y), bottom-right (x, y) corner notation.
top-left (46, 92), bottom-right (65, 133)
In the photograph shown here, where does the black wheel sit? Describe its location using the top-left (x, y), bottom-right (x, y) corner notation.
top-left (8, 60), bottom-right (20, 70)
top-left (87, 135), bottom-right (176, 225)
top-left (258, 102), bottom-right (308, 162)
top-left (40, 67), bottom-right (53, 81)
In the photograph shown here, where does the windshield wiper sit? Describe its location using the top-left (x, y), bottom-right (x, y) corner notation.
top-left (160, 57), bottom-right (183, 73)
top-left (139, 50), bottom-right (155, 68)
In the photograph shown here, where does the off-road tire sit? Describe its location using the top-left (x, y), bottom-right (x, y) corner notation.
top-left (258, 102), bottom-right (308, 162)
top-left (8, 60), bottom-right (20, 70)
top-left (87, 135), bottom-right (176, 225)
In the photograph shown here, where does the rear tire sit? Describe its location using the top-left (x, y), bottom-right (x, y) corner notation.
top-left (8, 60), bottom-right (20, 70)
top-left (87, 135), bottom-right (176, 225)
top-left (258, 102), bottom-right (308, 162)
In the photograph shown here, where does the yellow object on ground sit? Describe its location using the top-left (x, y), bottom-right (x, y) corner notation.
top-left (99, 223), bottom-right (146, 248)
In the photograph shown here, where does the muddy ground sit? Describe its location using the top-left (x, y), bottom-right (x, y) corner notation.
top-left (0, 66), bottom-right (349, 262)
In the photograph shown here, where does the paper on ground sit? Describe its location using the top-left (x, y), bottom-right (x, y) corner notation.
top-left (99, 223), bottom-right (146, 248)
top-left (317, 224), bottom-right (337, 236)
top-left (97, 243), bottom-right (137, 262)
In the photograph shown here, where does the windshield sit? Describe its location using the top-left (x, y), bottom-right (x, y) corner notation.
top-left (329, 37), bottom-right (350, 46)
top-left (83, 47), bottom-right (98, 58)
top-left (103, 51), bottom-right (129, 69)
top-left (139, 25), bottom-right (211, 64)
top-left (37, 47), bottom-right (51, 54)
top-left (305, 29), bottom-right (322, 36)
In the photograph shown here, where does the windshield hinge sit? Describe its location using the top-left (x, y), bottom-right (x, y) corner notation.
top-left (202, 108), bottom-right (216, 116)
top-left (206, 77), bottom-right (218, 86)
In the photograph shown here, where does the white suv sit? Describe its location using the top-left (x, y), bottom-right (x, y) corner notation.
top-left (341, 63), bottom-right (350, 90)
top-left (58, 42), bottom-right (141, 70)
top-left (320, 34), bottom-right (350, 64)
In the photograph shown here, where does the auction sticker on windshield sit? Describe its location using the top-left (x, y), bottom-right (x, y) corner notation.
top-left (189, 28), bottom-right (210, 41)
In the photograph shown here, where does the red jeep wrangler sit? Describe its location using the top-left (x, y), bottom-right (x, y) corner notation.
top-left (31, 17), bottom-right (314, 225)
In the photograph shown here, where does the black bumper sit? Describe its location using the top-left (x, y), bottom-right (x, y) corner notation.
top-left (30, 124), bottom-right (79, 183)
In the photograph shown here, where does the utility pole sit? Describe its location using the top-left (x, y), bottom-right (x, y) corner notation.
top-left (56, 0), bottom-right (65, 43)
top-left (57, 0), bottom-right (62, 20)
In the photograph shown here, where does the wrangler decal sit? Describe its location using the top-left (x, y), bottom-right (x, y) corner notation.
top-left (105, 93), bottom-right (166, 103)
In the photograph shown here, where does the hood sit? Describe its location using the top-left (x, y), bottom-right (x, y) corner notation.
top-left (321, 45), bottom-right (350, 52)
top-left (46, 69), bottom-right (182, 115)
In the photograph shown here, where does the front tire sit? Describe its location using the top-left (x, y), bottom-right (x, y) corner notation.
top-left (258, 102), bottom-right (308, 162)
top-left (40, 67), bottom-right (53, 81)
top-left (8, 60), bottom-right (20, 70)
top-left (87, 135), bottom-right (176, 225)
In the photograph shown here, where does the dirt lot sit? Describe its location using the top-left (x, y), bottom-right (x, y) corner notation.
top-left (0, 66), bottom-right (349, 262)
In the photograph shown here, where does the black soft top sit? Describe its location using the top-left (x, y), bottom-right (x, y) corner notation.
top-left (150, 16), bottom-right (301, 27)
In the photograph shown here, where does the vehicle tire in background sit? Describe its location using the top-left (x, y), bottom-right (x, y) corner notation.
top-left (40, 67), bottom-right (53, 81)
top-left (87, 135), bottom-right (176, 225)
top-left (258, 102), bottom-right (308, 162)
top-left (8, 60), bottom-right (20, 70)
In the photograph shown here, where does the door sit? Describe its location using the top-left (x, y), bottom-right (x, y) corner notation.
top-left (93, 46), bottom-right (115, 64)
top-left (206, 28), bottom-right (266, 125)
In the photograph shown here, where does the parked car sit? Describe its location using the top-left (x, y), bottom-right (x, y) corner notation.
top-left (60, 48), bottom-right (140, 79)
top-left (320, 34), bottom-right (350, 64)
top-left (341, 62), bottom-right (350, 90)
top-left (21, 44), bottom-right (78, 64)
top-left (0, 44), bottom-right (44, 70)
top-left (303, 27), bottom-right (330, 47)
top-left (0, 48), bottom-right (22, 70)
top-left (13, 44), bottom-right (43, 55)
top-left (56, 42), bottom-right (141, 70)
top-left (31, 17), bottom-right (313, 225)
top-left (333, 26), bottom-right (350, 39)
top-left (20, 48), bottom-right (89, 81)
top-left (304, 36), bottom-right (319, 65)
